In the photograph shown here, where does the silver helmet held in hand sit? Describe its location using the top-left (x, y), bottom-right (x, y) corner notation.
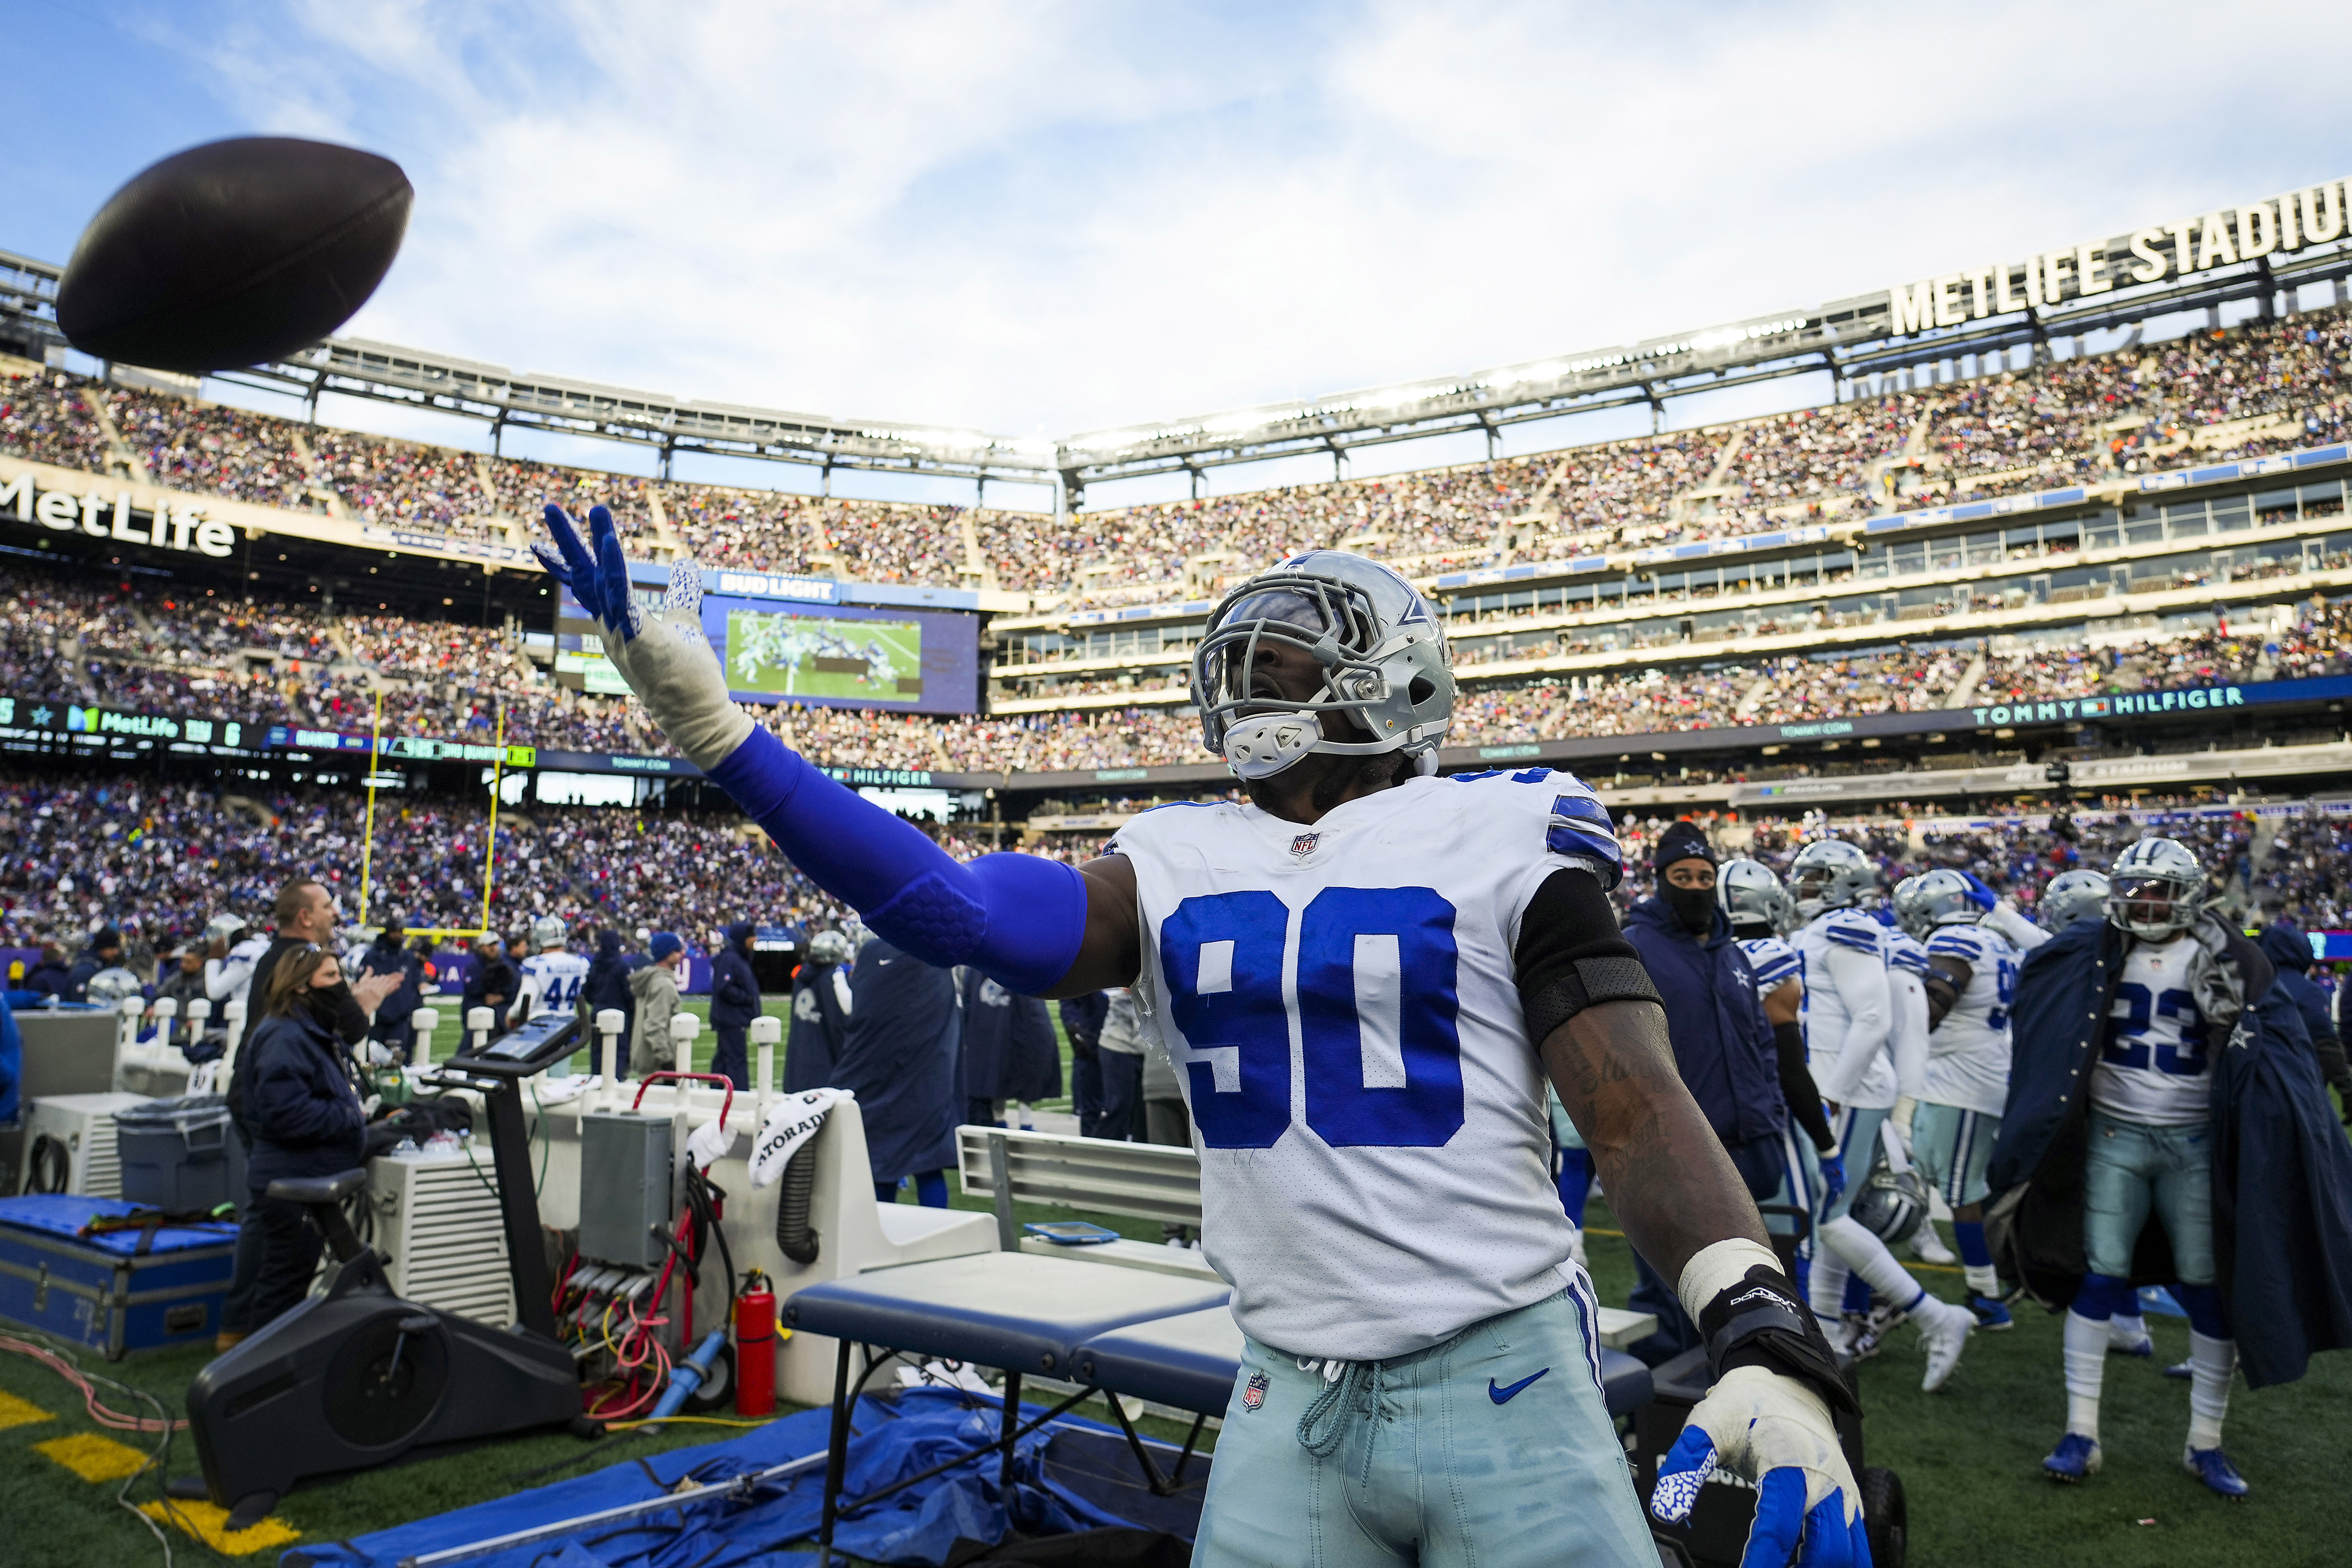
top-left (1192, 551), bottom-right (1454, 781)
top-left (1789, 839), bottom-right (1879, 922)
top-left (2106, 837), bottom-right (2205, 940)
top-left (1717, 857), bottom-right (1796, 935)
top-left (2037, 869), bottom-right (2111, 931)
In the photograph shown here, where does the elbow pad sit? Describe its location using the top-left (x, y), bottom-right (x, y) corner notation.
top-left (707, 725), bottom-right (1088, 993)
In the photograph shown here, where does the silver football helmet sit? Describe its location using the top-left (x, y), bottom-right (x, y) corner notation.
top-left (807, 930), bottom-right (852, 965)
top-left (1889, 874), bottom-right (1927, 938)
top-left (2038, 869), bottom-right (2111, 931)
top-left (1850, 1161), bottom-right (1930, 1246)
top-left (85, 967), bottom-right (144, 1008)
top-left (531, 915), bottom-right (566, 948)
top-left (1789, 839), bottom-right (1879, 922)
top-left (1718, 857), bottom-right (1796, 936)
top-left (1192, 551), bottom-right (1454, 781)
top-left (1904, 869), bottom-right (1985, 932)
top-left (2107, 838), bottom-right (2204, 940)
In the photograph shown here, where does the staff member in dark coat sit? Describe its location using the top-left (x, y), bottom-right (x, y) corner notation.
top-left (461, 933), bottom-right (517, 1026)
top-left (831, 935), bottom-right (958, 1207)
top-left (2261, 920), bottom-right (2352, 1118)
top-left (708, 922), bottom-right (761, 1090)
top-left (1058, 991), bottom-right (1109, 1129)
top-left (786, 930), bottom-right (853, 1092)
top-left (1616, 822), bottom-right (1789, 1362)
top-left (222, 945), bottom-right (368, 1342)
top-left (1005, 993), bottom-right (1061, 1115)
top-left (22, 941), bottom-right (72, 1000)
top-left (958, 966), bottom-right (1015, 1126)
top-left (583, 928), bottom-right (635, 1066)
top-left (355, 918), bottom-right (425, 1063)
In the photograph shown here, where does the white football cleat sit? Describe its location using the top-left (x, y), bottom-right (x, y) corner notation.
top-left (1910, 1226), bottom-right (1957, 1265)
top-left (1918, 1296), bottom-right (1973, 1392)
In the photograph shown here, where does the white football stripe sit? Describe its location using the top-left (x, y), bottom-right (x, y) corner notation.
top-left (1353, 932), bottom-right (1406, 1089)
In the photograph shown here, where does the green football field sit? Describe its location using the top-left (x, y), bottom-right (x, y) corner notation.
top-left (723, 609), bottom-right (922, 702)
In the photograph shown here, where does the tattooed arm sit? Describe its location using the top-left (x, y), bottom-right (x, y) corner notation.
top-left (1514, 868), bottom-right (1769, 1281)
top-left (1540, 1000), bottom-right (1771, 1281)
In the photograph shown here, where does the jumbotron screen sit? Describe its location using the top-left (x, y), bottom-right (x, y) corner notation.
top-left (556, 585), bottom-right (981, 715)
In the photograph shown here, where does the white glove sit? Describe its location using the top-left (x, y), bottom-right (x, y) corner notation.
top-left (1651, 1366), bottom-right (1869, 1566)
top-left (1983, 899), bottom-right (2048, 951)
top-left (533, 505), bottom-right (753, 771)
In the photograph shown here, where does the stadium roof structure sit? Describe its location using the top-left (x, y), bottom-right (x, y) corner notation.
top-left (5, 186), bottom-right (2350, 505)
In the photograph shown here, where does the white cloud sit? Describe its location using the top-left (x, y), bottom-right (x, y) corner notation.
top-left (157, 0), bottom-right (2352, 447)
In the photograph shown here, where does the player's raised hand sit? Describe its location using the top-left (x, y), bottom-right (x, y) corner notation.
top-left (1650, 1366), bottom-right (1870, 1566)
top-left (529, 504), bottom-right (752, 770)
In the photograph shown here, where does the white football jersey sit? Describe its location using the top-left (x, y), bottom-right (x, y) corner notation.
top-left (1109, 767), bottom-right (1620, 1361)
top-left (1883, 928), bottom-right (1931, 1102)
top-left (1738, 935), bottom-right (1800, 995)
top-left (517, 951), bottom-right (592, 1021)
top-left (206, 933), bottom-right (272, 1012)
top-left (2090, 935), bottom-right (2212, 1125)
top-left (1922, 922), bottom-right (2021, 1116)
top-left (1793, 909), bottom-right (1897, 1110)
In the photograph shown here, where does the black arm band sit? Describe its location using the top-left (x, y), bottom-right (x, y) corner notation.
top-left (1699, 1264), bottom-right (1860, 1418)
top-left (1523, 958), bottom-right (1664, 1047)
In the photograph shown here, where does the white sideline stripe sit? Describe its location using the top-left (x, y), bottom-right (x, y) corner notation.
top-left (1353, 933), bottom-right (1405, 1089)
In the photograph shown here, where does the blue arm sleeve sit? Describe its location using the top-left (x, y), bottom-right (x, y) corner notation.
top-left (707, 725), bottom-right (1089, 994)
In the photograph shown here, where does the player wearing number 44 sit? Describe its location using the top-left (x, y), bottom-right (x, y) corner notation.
top-left (1987, 837), bottom-right (2352, 1501)
top-left (538, 505), bottom-right (1874, 1567)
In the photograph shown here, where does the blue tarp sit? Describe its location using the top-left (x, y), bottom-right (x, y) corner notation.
top-left (283, 1387), bottom-right (1181, 1568)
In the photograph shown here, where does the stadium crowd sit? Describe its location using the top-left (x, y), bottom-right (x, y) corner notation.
top-left (7, 306), bottom-right (2351, 611)
top-left (6, 556), bottom-right (2346, 775)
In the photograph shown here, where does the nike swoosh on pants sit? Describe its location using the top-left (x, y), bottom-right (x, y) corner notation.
top-left (1488, 1367), bottom-right (1550, 1405)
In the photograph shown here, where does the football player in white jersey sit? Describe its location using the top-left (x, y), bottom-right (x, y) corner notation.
top-left (2039, 839), bottom-right (2246, 1497)
top-left (1901, 869), bottom-right (2026, 1330)
top-left (513, 915), bottom-right (591, 1028)
top-left (1718, 858), bottom-right (1843, 1278)
top-left (540, 506), bottom-right (1874, 1567)
top-left (205, 914), bottom-right (271, 1017)
top-left (1788, 840), bottom-right (1974, 1389)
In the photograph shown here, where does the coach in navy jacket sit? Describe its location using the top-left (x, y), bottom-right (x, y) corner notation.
top-left (1616, 823), bottom-right (1788, 1360)
top-left (708, 922), bottom-right (761, 1090)
top-left (1989, 912), bottom-right (2352, 1388)
top-left (2260, 920), bottom-right (2352, 1114)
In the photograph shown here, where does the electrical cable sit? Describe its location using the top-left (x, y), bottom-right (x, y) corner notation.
top-left (2, 1330), bottom-right (185, 1567)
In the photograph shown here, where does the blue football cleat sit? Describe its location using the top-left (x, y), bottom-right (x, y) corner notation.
top-left (2163, 1360), bottom-right (2193, 1380)
top-left (1967, 1293), bottom-right (2014, 1331)
top-left (2107, 1331), bottom-right (2155, 1357)
top-left (2184, 1446), bottom-right (2248, 1499)
top-left (2043, 1432), bottom-right (2102, 1483)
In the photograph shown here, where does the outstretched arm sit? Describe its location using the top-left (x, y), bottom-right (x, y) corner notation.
top-left (536, 505), bottom-right (1138, 995)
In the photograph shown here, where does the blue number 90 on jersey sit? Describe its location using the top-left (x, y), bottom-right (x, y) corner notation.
top-left (1162, 886), bottom-right (1464, 1149)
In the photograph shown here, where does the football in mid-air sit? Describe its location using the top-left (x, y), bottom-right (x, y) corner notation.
top-left (56, 135), bottom-right (412, 374)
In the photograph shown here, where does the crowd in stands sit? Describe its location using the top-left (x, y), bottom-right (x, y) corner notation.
top-left (0, 774), bottom-right (856, 951)
top-left (10, 307), bottom-right (2351, 611)
top-left (5, 553), bottom-right (2345, 776)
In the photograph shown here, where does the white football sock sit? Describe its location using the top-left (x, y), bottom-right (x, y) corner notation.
top-left (2187, 1331), bottom-right (2235, 1451)
top-left (1821, 1215), bottom-right (1931, 1310)
top-left (1964, 1263), bottom-right (1999, 1296)
top-left (1809, 1246), bottom-right (1852, 1322)
top-left (2063, 1309), bottom-right (2107, 1441)
top-left (2109, 1312), bottom-right (2149, 1347)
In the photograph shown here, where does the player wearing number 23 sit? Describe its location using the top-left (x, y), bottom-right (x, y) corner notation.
top-left (536, 508), bottom-right (1872, 1567)
top-left (1989, 836), bottom-right (2352, 1500)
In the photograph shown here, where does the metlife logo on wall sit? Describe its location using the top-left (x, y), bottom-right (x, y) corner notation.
top-left (0, 470), bottom-right (237, 556)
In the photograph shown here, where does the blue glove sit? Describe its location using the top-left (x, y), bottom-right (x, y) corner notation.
top-left (1816, 1152), bottom-right (1846, 1208)
top-left (1651, 1369), bottom-right (1871, 1567)
top-left (1957, 871), bottom-right (1998, 911)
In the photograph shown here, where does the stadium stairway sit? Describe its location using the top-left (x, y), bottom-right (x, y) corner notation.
top-left (287, 428), bottom-right (351, 519)
top-left (76, 386), bottom-right (148, 486)
top-left (1943, 652), bottom-right (1990, 709)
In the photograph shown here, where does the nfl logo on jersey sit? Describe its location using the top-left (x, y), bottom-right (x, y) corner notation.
top-left (1289, 833), bottom-right (1320, 860)
top-left (1243, 1371), bottom-right (1269, 1411)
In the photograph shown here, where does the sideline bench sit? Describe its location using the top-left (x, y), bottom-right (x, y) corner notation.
top-left (957, 1125), bottom-right (1659, 1350)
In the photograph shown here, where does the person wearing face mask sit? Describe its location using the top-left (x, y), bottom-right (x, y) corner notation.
top-left (223, 945), bottom-right (370, 1344)
top-left (1617, 822), bottom-right (1792, 1362)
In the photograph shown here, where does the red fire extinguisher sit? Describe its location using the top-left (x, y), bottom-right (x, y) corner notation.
top-left (735, 1269), bottom-right (777, 1417)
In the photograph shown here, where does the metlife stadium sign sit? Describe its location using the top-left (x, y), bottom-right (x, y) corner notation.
top-left (0, 471), bottom-right (237, 556)
top-left (1887, 178), bottom-right (2351, 332)
top-left (0, 695), bottom-right (250, 748)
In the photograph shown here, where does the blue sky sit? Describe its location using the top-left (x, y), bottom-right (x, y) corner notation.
top-left (13, 1), bottom-right (2352, 510)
